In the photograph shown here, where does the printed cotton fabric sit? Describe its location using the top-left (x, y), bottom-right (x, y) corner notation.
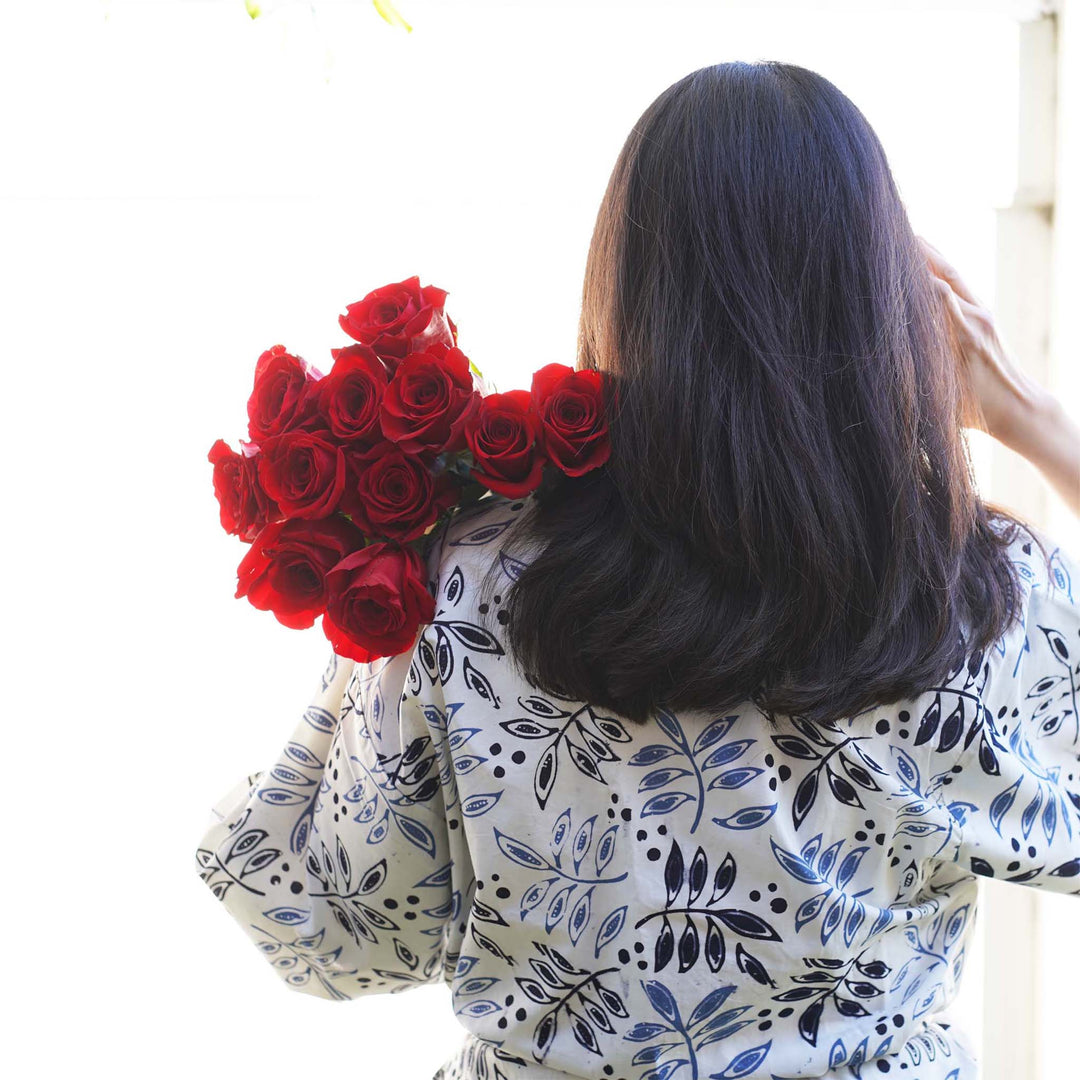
top-left (195, 493), bottom-right (1080, 1080)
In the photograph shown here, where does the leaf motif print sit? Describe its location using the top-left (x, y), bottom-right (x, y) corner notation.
top-left (500, 700), bottom-right (625, 809)
top-left (197, 500), bottom-right (1080, 1071)
top-left (629, 714), bottom-right (763, 834)
top-left (516, 943), bottom-right (625, 1064)
top-left (636, 843), bottom-right (782, 978)
top-left (494, 812), bottom-right (627, 948)
top-left (620, 980), bottom-right (767, 1079)
top-left (438, 620), bottom-right (505, 655)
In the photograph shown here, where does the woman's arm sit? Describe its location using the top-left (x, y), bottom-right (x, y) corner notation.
top-left (918, 235), bottom-right (1080, 519)
top-left (999, 387), bottom-right (1080, 519)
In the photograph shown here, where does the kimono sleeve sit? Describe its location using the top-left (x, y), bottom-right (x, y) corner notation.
top-left (931, 531), bottom-right (1080, 894)
top-left (194, 635), bottom-right (458, 1001)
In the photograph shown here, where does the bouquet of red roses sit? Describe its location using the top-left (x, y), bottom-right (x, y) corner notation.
top-left (208, 276), bottom-right (612, 663)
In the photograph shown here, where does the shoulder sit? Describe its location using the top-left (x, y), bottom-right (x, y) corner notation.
top-left (976, 514), bottom-right (1079, 717)
top-left (423, 492), bottom-right (537, 610)
top-left (992, 513), bottom-right (1075, 599)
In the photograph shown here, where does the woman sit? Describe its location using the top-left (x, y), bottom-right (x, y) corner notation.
top-left (195, 62), bottom-right (1080, 1080)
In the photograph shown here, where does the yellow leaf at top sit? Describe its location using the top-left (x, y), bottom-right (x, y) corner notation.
top-left (245, 0), bottom-right (261, 18)
top-left (373, 0), bottom-right (412, 32)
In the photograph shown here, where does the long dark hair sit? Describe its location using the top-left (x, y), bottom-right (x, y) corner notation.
top-left (482, 60), bottom-right (1046, 727)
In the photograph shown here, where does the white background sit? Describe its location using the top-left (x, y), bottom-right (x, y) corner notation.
top-left (1, 1), bottom-right (1075, 1077)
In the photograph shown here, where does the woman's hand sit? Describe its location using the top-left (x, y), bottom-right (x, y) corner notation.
top-left (917, 235), bottom-right (1079, 517)
top-left (917, 235), bottom-right (1050, 444)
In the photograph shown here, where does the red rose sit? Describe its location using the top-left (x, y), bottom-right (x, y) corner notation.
top-left (257, 429), bottom-right (346, 519)
top-left (208, 438), bottom-right (280, 541)
top-left (380, 343), bottom-right (481, 455)
top-left (315, 344), bottom-right (389, 446)
top-left (341, 441), bottom-right (460, 542)
top-left (246, 344), bottom-right (324, 443)
top-left (322, 542), bottom-right (435, 661)
top-left (338, 276), bottom-right (456, 367)
top-left (530, 363), bottom-right (611, 476)
top-left (464, 390), bottom-right (547, 497)
top-left (235, 516), bottom-right (364, 629)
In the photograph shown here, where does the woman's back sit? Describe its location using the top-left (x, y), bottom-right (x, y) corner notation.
top-left (275, 492), bottom-right (1077, 1080)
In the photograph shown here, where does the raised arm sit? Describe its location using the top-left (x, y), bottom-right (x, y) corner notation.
top-left (918, 235), bottom-right (1080, 518)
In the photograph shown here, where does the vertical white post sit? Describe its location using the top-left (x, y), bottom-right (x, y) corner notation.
top-left (985, 11), bottom-right (1059, 1080)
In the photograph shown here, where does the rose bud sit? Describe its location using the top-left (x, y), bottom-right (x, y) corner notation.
top-left (341, 441), bottom-right (460, 542)
top-left (315, 343), bottom-right (390, 446)
top-left (235, 516), bottom-right (365, 630)
top-left (256, 429), bottom-right (347, 519)
top-left (246, 344), bottom-right (324, 443)
top-left (338, 276), bottom-right (456, 368)
top-left (380, 342), bottom-right (481, 456)
top-left (321, 542), bottom-right (435, 662)
top-left (464, 389), bottom-right (547, 497)
top-left (530, 363), bottom-right (611, 476)
top-left (208, 438), bottom-right (280, 541)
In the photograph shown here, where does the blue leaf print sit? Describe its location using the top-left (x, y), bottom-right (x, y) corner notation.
top-left (654, 709), bottom-right (685, 745)
top-left (628, 744), bottom-right (680, 766)
top-left (707, 767), bottom-right (764, 790)
top-left (494, 828), bottom-right (548, 870)
top-left (458, 999), bottom-right (502, 1018)
top-left (795, 890), bottom-right (832, 933)
top-left (396, 814), bottom-right (438, 857)
top-left (1021, 788), bottom-right (1044, 838)
top-left (989, 775), bottom-right (1024, 835)
top-left (572, 816), bottom-right (596, 872)
top-left (624, 1022), bottom-right (671, 1042)
top-left (642, 979), bottom-right (680, 1024)
top-left (639, 766), bottom-right (694, 791)
top-left (546, 883), bottom-right (574, 931)
top-left (686, 983), bottom-right (737, 1027)
top-left (498, 549), bottom-right (528, 582)
top-left (820, 893), bottom-right (847, 945)
top-left (895, 820), bottom-right (945, 838)
top-left (258, 788), bottom-right (307, 807)
top-left (1043, 794), bottom-right (1058, 844)
top-left (521, 878), bottom-right (557, 917)
top-left (692, 716), bottom-right (738, 755)
top-left (284, 741), bottom-right (323, 769)
top-left (460, 791), bottom-right (502, 817)
top-left (836, 846), bottom-right (870, 889)
top-left (816, 839), bottom-right (844, 878)
top-left (712, 804), bottom-right (777, 830)
top-left (641, 790), bottom-right (695, 818)
top-left (568, 887), bottom-right (593, 944)
top-left (828, 1039), bottom-right (848, 1069)
top-left (594, 906), bottom-right (627, 956)
top-left (303, 705), bottom-right (337, 735)
top-left (263, 906), bottom-right (309, 925)
top-left (711, 1040), bottom-right (772, 1078)
top-left (595, 823), bottom-right (619, 874)
top-left (702, 740), bottom-right (754, 769)
top-left (770, 839), bottom-right (824, 884)
top-left (269, 764), bottom-right (315, 787)
top-left (890, 746), bottom-right (922, 792)
top-left (843, 899), bottom-right (866, 948)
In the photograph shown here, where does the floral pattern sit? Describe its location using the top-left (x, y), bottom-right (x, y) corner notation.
top-left (196, 493), bottom-right (1080, 1080)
